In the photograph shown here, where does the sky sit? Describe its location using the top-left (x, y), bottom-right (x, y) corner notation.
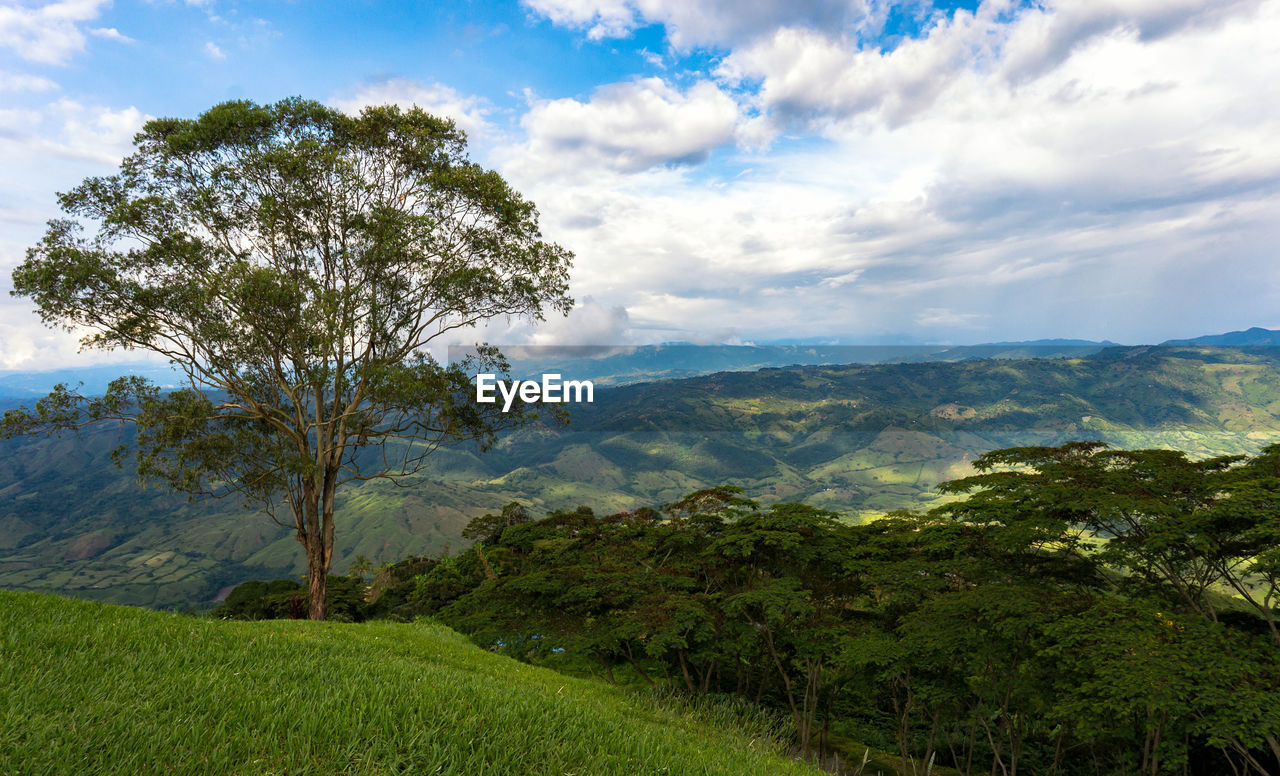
top-left (1, 0), bottom-right (1279, 370)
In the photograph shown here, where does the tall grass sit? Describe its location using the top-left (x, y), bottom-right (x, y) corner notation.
top-left (0, 591), bottom-right (821, 775)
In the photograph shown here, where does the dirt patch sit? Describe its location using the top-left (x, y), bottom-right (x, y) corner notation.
top-left (65, 532), bottom-right (111, 561)
top-left (929, 403), bottom-right (976, 421)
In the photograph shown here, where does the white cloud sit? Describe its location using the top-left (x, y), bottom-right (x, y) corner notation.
top-left (497, 0), bottom-right (1280, 345)
top-left (528, 297), bottom-right (633, 346)
top-left (719, 0), bottom-right (1263, 132)
top-left (0, 0), bottom-right (112, 65)
top-left (639, 48), bottom-right (664, 68)
top-left (997, 0), bottom-right (1262, 83)
top-left (523, 0), bottom-right (635, 40)
top-left (0, 297), bottom-right (173, 370)
top-left (49, 99), bottom-right (148, 163)
top-left (522, 0), bottom-right (893, 49)
top-left (0, 71), bottom-right (58, 92)
top-left (503, 77), bottom-right (739, 177)
top-left (0, 100), bottom-right (146, 166)
top-left (330, 79), bottom-right (493, 141)
top-left (89, 26), bottom-right (132, 43)
top-left (915, 307), bottom-right (986, 328)
top-left (819, 269), bottom-right (863, 289)
top-left (0, 97), bottom-right (151, 370)
top-left (203, 41), bottom-right (224, 59)
top-left (0, 302), bottom-right (79, 369)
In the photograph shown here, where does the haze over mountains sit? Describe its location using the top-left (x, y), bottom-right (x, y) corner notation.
top-left (4, 328), bottom-right (1280, 609)
top-left (1164, 327), bottom-right (1280, 347)
top-left (6, 327), bottom-right (1275, 399)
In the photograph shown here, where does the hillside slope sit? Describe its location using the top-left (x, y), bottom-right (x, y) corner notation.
top-left (0, 591), bottom-right (820, 776)
top-left (6, 345), bottom-right (1280, 608)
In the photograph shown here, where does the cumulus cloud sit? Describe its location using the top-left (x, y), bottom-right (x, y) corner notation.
top-left (203, 41), bottom-right (224, 59)
top-left (496, 0), bottom-right (1280, 345)
top-left (0, 296), bottom-right (174, 370)
top-left (997, 0), bottom-right (1262, 83)
top-left (0, 303), bottom-right (78, 369)
top-left (0, 99), bottom-right (148, 164)
top-left (0, 0), bottom-right (112, 65)
top-left (503, 77), bottom-right (739, 177)
top-left (522, 0), bottom-right (893, 49)
top-left (51, 99), bottom-right (148, 163)
top-left (528, 297), bottom-right (634, 346)
top-left (523, 0), bottom-right (635, 40)
top-left (0, 100), bottom-right (147, 259)
top-left (330, 79), bottom-right (493, 141)
top-left (0, 99), bottom-right (150, 166)
top-left (433, 298), bottom-right (635, 366)
top-left (719, 0), bottom-right (1263, 132)
top-left (0, 71), bottom-right (58, 92)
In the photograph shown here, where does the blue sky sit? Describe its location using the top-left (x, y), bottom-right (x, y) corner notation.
top-left (1, 0), bottom-right (1279, 369)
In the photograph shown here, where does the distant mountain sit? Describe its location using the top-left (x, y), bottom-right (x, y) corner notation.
top-left (0, 363), bottom-right (182, 399)
top-left (484, 339), bottom-right (1123, 387)
top-left (1162, 326), bottom-right (1280, 347)
top-left (975, 338), bottom-right (1122, 347)
top-left (0, 341), bottom-right (1122, 398)
top-left (9, 332), bottom-right (1276, 400)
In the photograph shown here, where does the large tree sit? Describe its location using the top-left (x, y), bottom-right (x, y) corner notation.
top-left (3, 98), bottom-right (573, 619)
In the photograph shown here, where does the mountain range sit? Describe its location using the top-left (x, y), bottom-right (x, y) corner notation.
top-left (6, 328), bottom-right (1277, 399)
top-left (3, 331), bottom-right (1280, 609)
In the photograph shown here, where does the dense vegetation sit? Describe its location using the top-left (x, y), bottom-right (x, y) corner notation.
top-left (218, 442), bottom-right (1280, 775)
top-left (5, 345), bottom-right (1280, 610)
top-left (0, 590), bottom-right (821, 776)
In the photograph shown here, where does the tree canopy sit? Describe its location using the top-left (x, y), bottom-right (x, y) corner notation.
top-left (4, 97), bottom-right (573, 619)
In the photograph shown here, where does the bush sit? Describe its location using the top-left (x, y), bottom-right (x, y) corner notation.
top-left (213, 575), bottom-right (366, 621)
top-left (212, 579), bottom-right (305, 620)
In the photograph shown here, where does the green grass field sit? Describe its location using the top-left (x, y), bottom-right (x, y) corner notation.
top-left (0, 591), bottom-right (821, 776)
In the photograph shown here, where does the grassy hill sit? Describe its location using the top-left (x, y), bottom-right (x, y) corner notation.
top-left (6, 344), bottom-right (1280, 609)
top-left (0, 590), bottom-right (823, 776)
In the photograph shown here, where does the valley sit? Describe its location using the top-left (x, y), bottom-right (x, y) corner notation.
top-left (4, 344), bottom-right (1280, 609)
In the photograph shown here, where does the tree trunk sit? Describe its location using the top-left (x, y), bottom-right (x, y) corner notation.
top-left (1265, 733), bottom-right (1280, 766)
top-left (299, 469), bottom-right (338, 621)
top-left (761, 625), bottom-right (805, 757)
top-left (624, 643), bottom-right (657, 690)
top-left (306, 538), bottom-right (329, 621)
top-left (677, 649), bottom-right (696, 693)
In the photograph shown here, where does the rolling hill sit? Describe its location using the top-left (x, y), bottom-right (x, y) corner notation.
top-left (5, 344), bottom-right (1280, 609)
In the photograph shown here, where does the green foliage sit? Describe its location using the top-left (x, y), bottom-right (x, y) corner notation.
top-left (212, 575), bottom-right (367, 622)
top-left (212, 578), bottom-right (304, 620)
top-left (935, 441), bottom-right (1280, 644)
top-left (377, 461), bottom-right (1280, 774)
top-left (461, 500), bottom-right (533, 544)
top-left (4, 97), bottom-right (573, 619)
